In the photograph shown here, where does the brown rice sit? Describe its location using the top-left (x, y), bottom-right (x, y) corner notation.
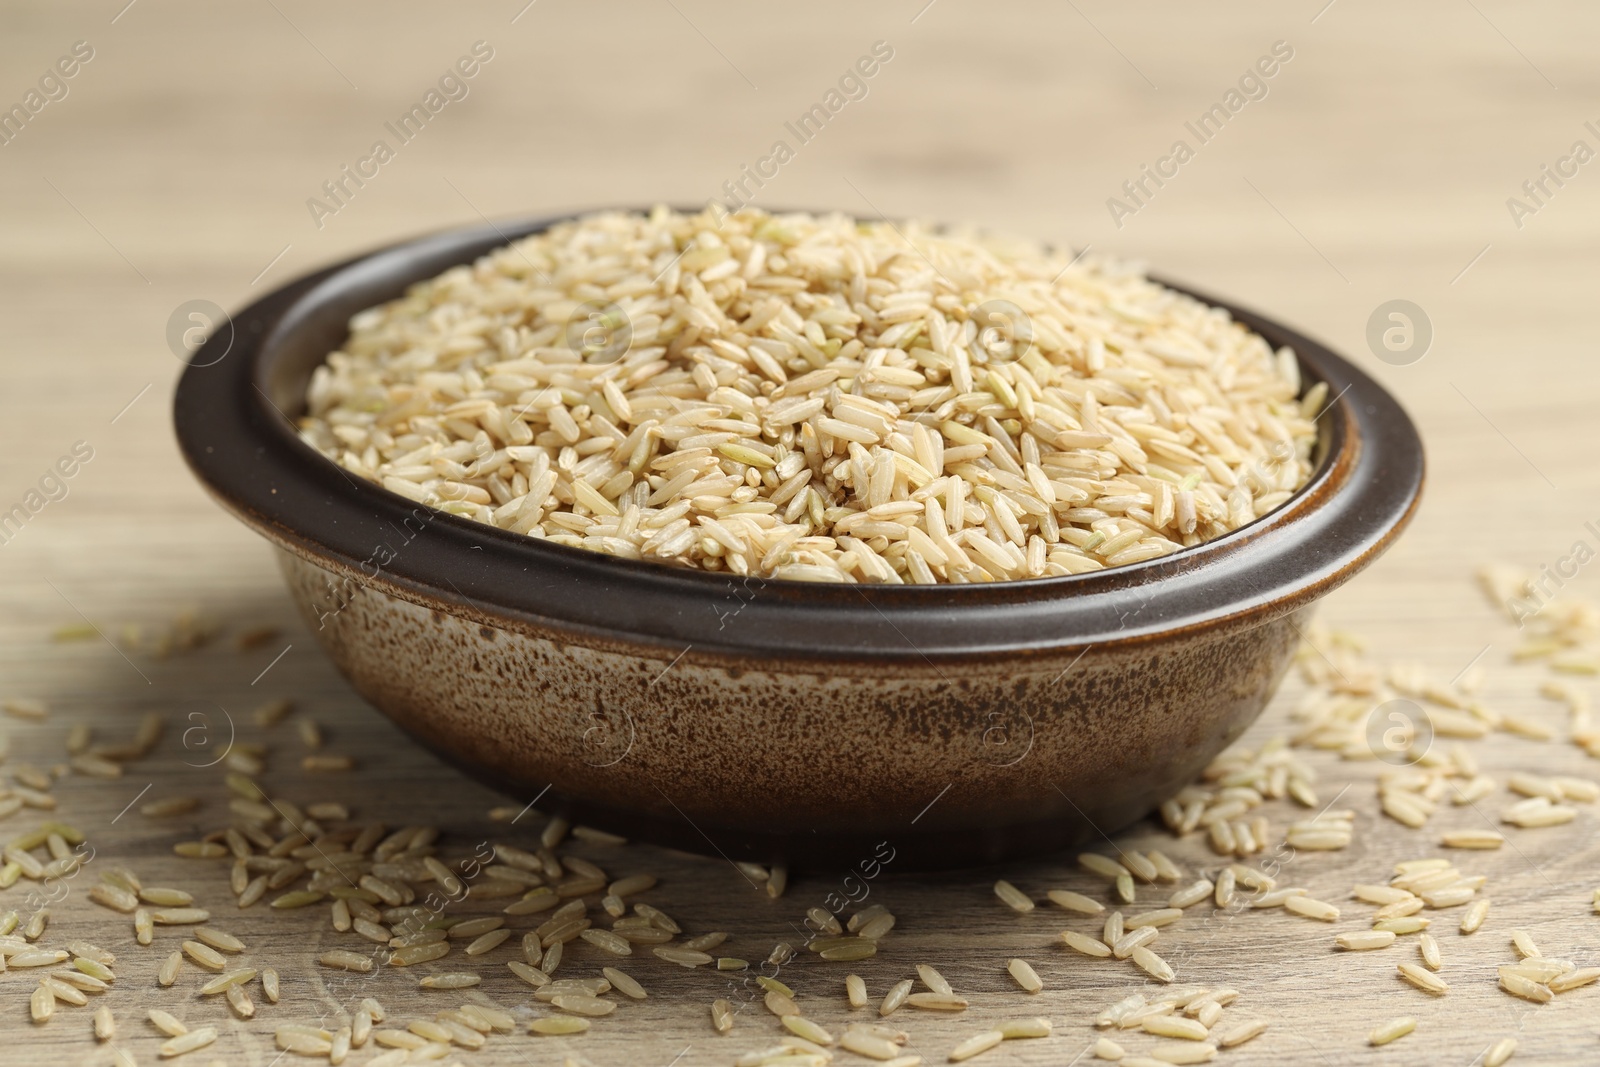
top-left (300, 206), bottom-right (1318, 584)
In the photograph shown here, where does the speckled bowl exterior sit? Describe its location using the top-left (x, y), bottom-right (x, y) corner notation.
top-left (278, 546), bottom-right (1307, 867)
top-left (174, 212), bottom-right (1424, 869)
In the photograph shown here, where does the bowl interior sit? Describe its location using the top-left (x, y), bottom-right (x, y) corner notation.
top-left (257, 214), bottom-right (1340, 588)
top-left (174, 211), bottom-right (1423, 662)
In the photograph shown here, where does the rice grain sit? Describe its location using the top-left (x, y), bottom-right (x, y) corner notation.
top-left (159, 1026), bottom-right (218, 1057)
top-left (1007, 958), bottom-right (1042, 993)
top-left (994, 880), bottom-right (1033, 913)
top-left (1369, 1017), bottom-right (1415, 1046)
top-left (949, 1030), bottom-right (1004, 1061)
top-left (1484, 1038), bottom-right (1517, 1067)
top-left (1396, 962), bottom-right (1449, 994)
top-left (1049, 890), bottom-right (1105, 915)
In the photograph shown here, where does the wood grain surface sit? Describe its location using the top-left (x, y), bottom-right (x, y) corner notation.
top-left (3, 1), bottom-right (1599, 1064)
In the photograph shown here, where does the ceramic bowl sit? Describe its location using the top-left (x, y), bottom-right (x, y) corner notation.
top-left (173, 213), bottom-right (1424, 869)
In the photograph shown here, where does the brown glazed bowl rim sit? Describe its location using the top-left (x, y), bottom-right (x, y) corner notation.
top-left (173, 211), bottom-right (1424, 665)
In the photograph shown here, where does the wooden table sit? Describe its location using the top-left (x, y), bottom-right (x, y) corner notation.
top-left (3, 1), bottom-right (1598, 1063)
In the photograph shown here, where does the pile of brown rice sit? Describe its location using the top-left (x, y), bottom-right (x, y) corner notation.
top-left (299, 206), bottom-right (1319, 583)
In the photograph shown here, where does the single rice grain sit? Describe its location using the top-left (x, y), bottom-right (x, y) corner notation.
top-left (1007, 958), bottom-right (1042, 993)
top-left (1217, 1020), bottom-right (1267, 1048)
top-left (1369, 1017), bottom-right (1416, 1046)
top-left (949, 1030), bottom-right (1004, 1061)
top-left (994, 880), bottom-right (1033, 914)
top-left (881, 979), bottom-right (913, 1016)
top-left (1397, 962), bottom-right (1449, 994)
top-left (1484, 1037), bottom-right (1517, 1067)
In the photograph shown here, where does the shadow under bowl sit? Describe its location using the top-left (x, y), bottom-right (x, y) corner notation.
top-left (174, 212), bottom-right (1424, 870)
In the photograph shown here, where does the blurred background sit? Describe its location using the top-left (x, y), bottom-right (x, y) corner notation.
top-left (2, 0), bottom-right (1597, 643)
